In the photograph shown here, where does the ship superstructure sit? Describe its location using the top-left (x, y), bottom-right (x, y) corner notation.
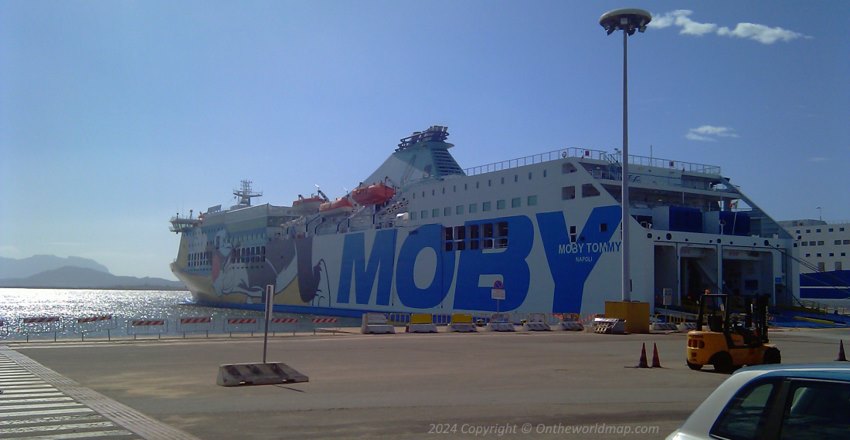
top-left (169, 126), bottom-right (798, 317)
top-left (779, 219), bottom-right (850, 300)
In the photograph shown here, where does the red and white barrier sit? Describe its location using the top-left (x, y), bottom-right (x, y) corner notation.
top-left (21, 316), bottom-right (62, 342)
top-left (268, 317), bottom-right (299, 335)
top-left (22, 316), bottom-right (60, 324)
top-left (224, 316), bottom-right (260, 336)
top-left (311, 317), bottom-right (339, 335)
top-left (127, 319), bottom-right (168, 339)
top-left (76, 315), bottom-right (116, 341)
top-left (177, 316), bottom-right (213, 338)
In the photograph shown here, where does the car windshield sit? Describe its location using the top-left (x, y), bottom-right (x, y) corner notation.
top-left (711, 380), bottom-right (777, 440)
top-left (779, 380), bottom-right (850, 440)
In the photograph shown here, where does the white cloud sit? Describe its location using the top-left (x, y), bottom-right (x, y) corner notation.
top-left (650, 10), bottom-right (716, 36)
top-left (686, 125), bottom-right (738, 142)
top-left (717, 23), bottom-right (805, 45)
top-left (649, 10), bottom-right (808, 44)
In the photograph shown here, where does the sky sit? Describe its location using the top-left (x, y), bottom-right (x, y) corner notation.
top-left (1, 1), bottom-right (848, 280)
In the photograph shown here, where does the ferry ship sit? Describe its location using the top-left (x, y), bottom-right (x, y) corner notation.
top-left (779, 219), bottom-right (850, 300)
top-left (169, 126), bottom-right (798, 317)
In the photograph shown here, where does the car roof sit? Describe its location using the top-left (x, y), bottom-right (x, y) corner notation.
top-left (736, 362), bottom-right (850, 381)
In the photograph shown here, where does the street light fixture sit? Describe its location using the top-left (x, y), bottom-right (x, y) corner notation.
top-left (599, 8), bottom-right (651, 302)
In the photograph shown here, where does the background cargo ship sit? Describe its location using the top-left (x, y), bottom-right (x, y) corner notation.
top-left (169, 125), bottom-right (798, 318)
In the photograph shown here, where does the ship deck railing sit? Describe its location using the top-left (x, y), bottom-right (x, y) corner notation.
top-left (464, 147), bottom-right (721, 177)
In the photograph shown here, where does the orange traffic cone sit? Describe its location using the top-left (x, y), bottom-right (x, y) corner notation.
top-left (651, 343), bottom-right (662, 368)
top-left (637, 343), bottom-right (649, 368)
top-left (837, 340), bottom-right (847, 362)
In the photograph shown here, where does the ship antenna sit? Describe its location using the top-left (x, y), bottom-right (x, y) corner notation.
top-left (233, 179), bottom-right (263, 207)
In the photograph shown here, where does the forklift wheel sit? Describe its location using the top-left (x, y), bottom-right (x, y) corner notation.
top-left (763, 347), bottom-right (781, 364)
top-left (687, 361), bottom-right (702, 371)
top-left (711, 352), bottom-right (734, 373)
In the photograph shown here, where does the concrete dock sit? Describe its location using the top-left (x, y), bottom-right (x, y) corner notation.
top-left (2, 328), bottom-right (847, 439)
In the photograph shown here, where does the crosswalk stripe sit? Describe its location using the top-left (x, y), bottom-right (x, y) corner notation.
top-left (0, 347), bottom-right (197, 440)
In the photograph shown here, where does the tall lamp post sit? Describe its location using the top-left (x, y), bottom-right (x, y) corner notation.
top-left (599, 8), bottom-right (651, 302)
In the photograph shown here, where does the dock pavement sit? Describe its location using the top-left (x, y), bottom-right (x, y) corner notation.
top-left (2, 327), bottom-right (847, 439)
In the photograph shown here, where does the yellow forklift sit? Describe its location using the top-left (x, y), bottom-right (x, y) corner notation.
top-left (686, 293), bottom-right (780, 372)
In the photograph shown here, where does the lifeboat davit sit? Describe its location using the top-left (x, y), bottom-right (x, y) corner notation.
top-left (351, 182), bottom-right (395, 205)
top-left (292, 195), bottom-right (323, 214)
top-left (319, 197), bottom-right (354, 216)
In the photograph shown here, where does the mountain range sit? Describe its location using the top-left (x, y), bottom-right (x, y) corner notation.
top-left (0, 255), bottom-right (184, 290)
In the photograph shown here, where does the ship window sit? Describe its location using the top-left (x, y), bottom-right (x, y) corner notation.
top-left (806, 253), bottom-right (811, 257)
top-left (476, 182), bottom-right (480, 189)
top-left (456, 241), bottom-right (466, 251)
top-left (841, 228), bottom-right (846, 232)
top-left (600, 223), bottom-right (608, 232)
top-left (469, 203), bottom-right (477, 214)
top-left (818, 262), bottom-right (825, 271)
top-left (829, 228), bottom-right (834, 232)
top-left (445, 241), bottom-right (453, 252)
top-left (562, 163), bottom-right (577, 173)
top-left (806, 229), bottom-right (811, 233)
top-left (444, 207), bottom-right (451, 216)
top-left (498, 221), bottom-right (508, 236)
top-left (816, 229), bottom-right (822, 233)
top-left (543, 169), bottom-right (548, 177)
top-left (818, 241), bottom-right (825, 245)
top-left (484, 223), bottom-right (494, 238)
top-left (837, 262), bottom-right (843, 271)
top-left (421, 210), bottom-right (428, 219)
top-left (528, 172), bottom-right (532, 180)
top-left (432, 190), bottom-right (435, 196)
top-left (455, 226), bottom-right (466, 240)
top-left (511, 197), bottom-right (521, 208)
top-left (817, 253), bottom-right (822, 257)
top-left (501, 177), bottom-right (505, 184)
top-left (456, 205), bottom-right (464, 215)
top-left (562, 186), bottom-right (576, 200)
top-left (464, 183), bottom-right (468, 190)
top-left (527, 195), bottom-right (538, 206)
top-left (837, 240), bottom-right (843, 245)
top-left (410, 212), bottom-right (417, 220)
top-left (810, 241), bottom-right (816, 246)
top-left (483, 201), bottom-right (492, 212)
top-left (844, 240), bottom-right (850, 245)
top-left (488, 179), bottom-right (492, 187)
top-left (801, 242), bottom-right (808, 246)
top-left (432, 208), bottom-right (440, 218)
top-left (582, 184), bottom-right (600, 197)
top-left (514, 175), bottom-right (518, 182)
top-left (470, 224), bottom-right (480, 239)
top-left (830, 253), bottom-right (835, 257)
top-left (422, 191), bottom-right (425, 197)
top-left (842, 253), bottom-right (846, 257)
top-left (497, 200), bottom-right (506, 210)
top-left (445, 227), bottom-right (453, 241)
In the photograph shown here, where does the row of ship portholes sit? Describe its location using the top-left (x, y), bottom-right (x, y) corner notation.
top-left (648, 232), bottom-right (776, 248)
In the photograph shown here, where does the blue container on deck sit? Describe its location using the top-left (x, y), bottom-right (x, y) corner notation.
top-left (652, 206), bottom-right (703, 233)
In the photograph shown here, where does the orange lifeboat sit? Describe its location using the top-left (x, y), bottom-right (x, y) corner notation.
top-left (292, 195), bottom-right (323, 214)
top-left (351, 182), bottom-right (395, 205)
top-left (318, 197), bottom-right (354, 216)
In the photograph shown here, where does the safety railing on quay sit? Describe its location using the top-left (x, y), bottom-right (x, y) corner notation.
top-left (1, 311), bottom-right (666, 341)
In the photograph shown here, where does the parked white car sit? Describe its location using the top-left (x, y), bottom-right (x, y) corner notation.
top-left (666, 363), bottom-right (850, 440)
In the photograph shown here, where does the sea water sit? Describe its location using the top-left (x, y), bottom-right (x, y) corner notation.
top-left (0, 288), bottom-right (356, 341)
